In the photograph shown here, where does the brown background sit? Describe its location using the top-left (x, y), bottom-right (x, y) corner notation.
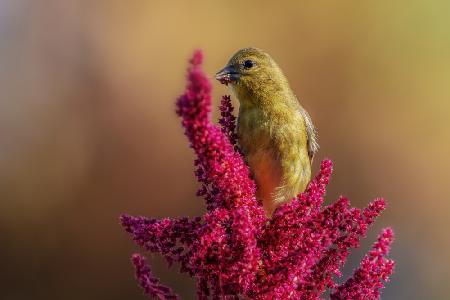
top-left (1, 1), bottom-right (449, 299)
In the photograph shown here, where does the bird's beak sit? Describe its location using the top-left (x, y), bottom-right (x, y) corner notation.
top-left (215, 65), bottom-right (240, 85)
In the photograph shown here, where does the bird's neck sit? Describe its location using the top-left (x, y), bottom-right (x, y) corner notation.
top-left (232, 81), bottom-right (296, 112)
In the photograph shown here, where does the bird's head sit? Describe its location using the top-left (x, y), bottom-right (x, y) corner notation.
top-left (216, 48), bottom-right (287, 104)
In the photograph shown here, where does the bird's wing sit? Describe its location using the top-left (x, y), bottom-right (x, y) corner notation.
top-left (299, 107), bottom-right (319, 163)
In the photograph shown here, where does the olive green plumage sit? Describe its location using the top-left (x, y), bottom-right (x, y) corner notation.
top-left (216, 48), bottom-right (318, 216)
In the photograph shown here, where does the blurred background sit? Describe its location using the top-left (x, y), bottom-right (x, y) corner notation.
top-left (1, 1), bottom-right (449, 299)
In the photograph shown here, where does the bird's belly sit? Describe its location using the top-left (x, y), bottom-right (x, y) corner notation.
top-left (238, 107), bottom-right (310, 215)
top-left (246, 148), bottom-right (282, 215)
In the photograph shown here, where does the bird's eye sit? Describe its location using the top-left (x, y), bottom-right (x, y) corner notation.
top-left (243, 60), bottom-right (254, 69)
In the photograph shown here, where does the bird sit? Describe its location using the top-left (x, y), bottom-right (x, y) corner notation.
top-left (215, 47), bottom-right (319, 216)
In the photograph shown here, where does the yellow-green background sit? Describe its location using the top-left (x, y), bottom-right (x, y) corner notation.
top-left (1, 1), bottom-right (449, 299)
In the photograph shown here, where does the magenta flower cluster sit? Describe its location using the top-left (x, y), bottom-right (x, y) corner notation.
top-left (120, 50), bottom-right (394, 299)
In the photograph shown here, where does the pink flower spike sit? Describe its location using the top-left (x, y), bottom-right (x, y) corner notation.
top-left (331, 228), bottom-right (395, 300)
top-left (121, 50), bottom-right (395, 299)
top-left (131, 253), bottom-right (180, 300)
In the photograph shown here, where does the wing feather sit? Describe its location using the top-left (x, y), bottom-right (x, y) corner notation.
top-left (299, 107), bottom-right (319, 163)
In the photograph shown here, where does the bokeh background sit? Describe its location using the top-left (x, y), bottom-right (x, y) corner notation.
top-left (1, 1), bottom-right (449, 299)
